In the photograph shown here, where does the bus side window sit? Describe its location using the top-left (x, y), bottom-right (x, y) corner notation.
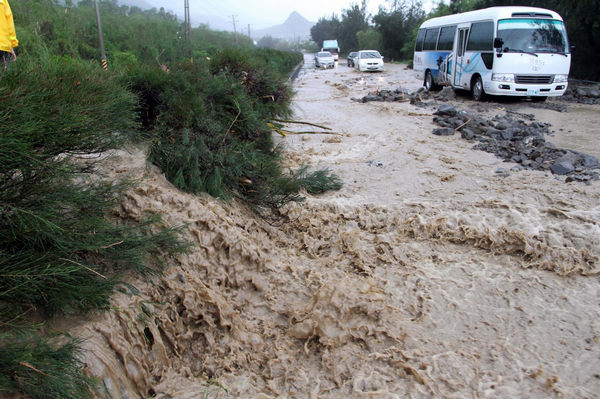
top-left (437, 25), bottom-right (457, 51)
top-left (466, 21), bottom-right (494, 51)
top-left (424, 28), bottom-right (440, 51)
top-left (415, 29), bottom-right (426, 51)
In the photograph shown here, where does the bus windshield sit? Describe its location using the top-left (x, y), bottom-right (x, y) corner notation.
top-left (497, 19), bottom-right (568, 54)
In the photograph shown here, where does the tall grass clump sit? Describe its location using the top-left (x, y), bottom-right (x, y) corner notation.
top-left (126, 49), bottom-right (340, 210)
top-left (0, 57), bottom-right (185, 397)
top-left (0, 333), bottom-right (94, 399)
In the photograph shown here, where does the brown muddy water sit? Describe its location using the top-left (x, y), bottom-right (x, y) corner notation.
top-left (62, 55), bottom-right (600, 399)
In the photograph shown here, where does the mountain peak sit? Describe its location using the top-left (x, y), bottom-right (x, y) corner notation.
top-left (253, 11), bottom-right (314, 41)
top-left (284, 11), bottom-right (310, 25)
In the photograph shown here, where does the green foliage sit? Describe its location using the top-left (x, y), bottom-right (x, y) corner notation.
top-left (339, 2), bottom-right (370, 51)
top-left (357, 29), bottom-right (383, 52)
top-left (373, 3), bottom-right (425, 61)
top-left (0, 56), bottom-right (137, 164)
top-left (125, 51), bottom-right (335, 211)
top-left (293, 166), bottom-right (344, 195)
top-left (311, 15), bottom-right (342, 48)
top-left (0, 2), bottom-right (338, 397)
top-left (11, 0), bottom-right (251, 66)
top-left (0, 333), bottom-right (94, 399)
top-left (0, 56), bottom-right (185, 318)
top-left (310, 1), bottom-right (370, 53)
top-left (0, 49), bottom-right (186, 398)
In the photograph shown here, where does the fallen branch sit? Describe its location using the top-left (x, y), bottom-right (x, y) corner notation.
top-left (271, 119), bottom-right (332, 130)
top-left (454, 118), bottom-right (472, 132)
top-left (267, 123), bottom-right (343, 137)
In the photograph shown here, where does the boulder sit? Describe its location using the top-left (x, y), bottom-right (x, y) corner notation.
top-left (588, 89), bottom-right (600, 98)
top-left (438, 86), bottom-right (456, 100)
top-left (461, 128), bottom-right (475, 140)
top-left (434, 104), bottom-right (457, 117)
top-left (432, 127), bottom-right (455, 136)
top-left (550, 161), bottom-right (575, 175)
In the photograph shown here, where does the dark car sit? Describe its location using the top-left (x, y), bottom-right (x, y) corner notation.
top-left (347, 51), bottom-right (358, 67)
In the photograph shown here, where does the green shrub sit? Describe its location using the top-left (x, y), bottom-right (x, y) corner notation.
top-left (0, 56), bottom-right (137, 166)
top-left (125, 54), bottom-right (341, 211)
top-left (0, 56), bottom-right (186, 318)
top-left (0, 333), bottom-right (93, 399)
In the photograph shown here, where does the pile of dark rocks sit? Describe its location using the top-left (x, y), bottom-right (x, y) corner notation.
top-left (352, 88), bottom-right (411, 103)
top-left (561, 83), bottom-right (600, 104)
top-left (352, 86), bottom-right (456, 104)
top-left (432, 104), bottom-right (600, 183)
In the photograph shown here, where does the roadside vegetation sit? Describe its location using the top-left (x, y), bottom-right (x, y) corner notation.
top-left (310, 0), bottom-right (600, 80)
top-left (1, 1), bottom-right (340, 398)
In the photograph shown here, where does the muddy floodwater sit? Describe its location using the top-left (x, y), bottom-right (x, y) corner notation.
top-left (65, 55), bottom-right (600, 399)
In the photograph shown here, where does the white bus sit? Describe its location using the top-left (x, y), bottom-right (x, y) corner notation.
top-left (413, 7), bottom-right (571, 101)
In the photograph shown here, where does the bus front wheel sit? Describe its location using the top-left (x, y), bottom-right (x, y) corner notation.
top-left (424, 70), bottom-right (436, 91)
top-left (471, 76), bottom-right (485, 101)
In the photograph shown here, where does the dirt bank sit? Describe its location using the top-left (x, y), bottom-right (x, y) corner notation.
top-left (66, 55), bottom-right (600, 399)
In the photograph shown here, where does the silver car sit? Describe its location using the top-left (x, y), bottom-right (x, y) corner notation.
top-left (315, 51), bottom-right (335, 69)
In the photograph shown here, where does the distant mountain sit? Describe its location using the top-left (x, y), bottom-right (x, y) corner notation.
top-left (253, 12), bottom-right (314, 42)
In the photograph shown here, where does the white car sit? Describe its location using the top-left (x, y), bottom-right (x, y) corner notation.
top-left (315, 51), bottom-right (335, 69)
top-left (356, 50), bottom-right (384, 72)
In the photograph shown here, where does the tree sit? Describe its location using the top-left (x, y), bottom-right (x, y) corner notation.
top-left (373, 1), bottom-right (425, 60)
top-left (310, 15), bottom-right (341, 47)
top-left (357, 29), bottom-right (382, 51)
top-left (449, 0), bottom-right (479, 13)
top-left (338, 1), bottom-right (370, 52)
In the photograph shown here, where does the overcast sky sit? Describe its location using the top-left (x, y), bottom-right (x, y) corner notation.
top-left (147, 0), bottom-right (436, 29)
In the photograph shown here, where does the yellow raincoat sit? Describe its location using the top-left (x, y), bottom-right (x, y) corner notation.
top-left (0, 0), bottom-right (18, 53)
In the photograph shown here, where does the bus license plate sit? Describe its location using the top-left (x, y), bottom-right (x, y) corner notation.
top-left (527, 88), bottom-right (540, 96)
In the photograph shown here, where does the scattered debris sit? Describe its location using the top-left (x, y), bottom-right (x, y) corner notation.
top-left (366, 160), bottom-right (384, 167)
top-left (353, 86), bottom-right (457, 105)
top-left (431, 104), bottom-right (600, 183)
top-left (268, 119), bottom-right (343, 137)
top-left (560, 82), bottom-right (600, 104)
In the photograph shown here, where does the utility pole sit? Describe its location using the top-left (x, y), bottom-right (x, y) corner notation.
top-left (184, 0), bottom-right (190, 42)
top-left (184, 0), bottom-right (192, 61)
top-left (231, 15), bottom-right (238, 45)
top-left (247, 24), bottom-right (251, 37)
top-left (92, 0), bottom-right (107, 70)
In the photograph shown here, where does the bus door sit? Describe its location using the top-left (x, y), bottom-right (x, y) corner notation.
top-left (453, 27), bottom-right (470, 88)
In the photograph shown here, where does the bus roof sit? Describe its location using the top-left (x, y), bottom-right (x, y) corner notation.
top-left (419, 6), bottom-right (563, 29)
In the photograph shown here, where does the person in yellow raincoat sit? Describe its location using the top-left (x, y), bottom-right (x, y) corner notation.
top-left (0, 0), bottom-right (18, 68)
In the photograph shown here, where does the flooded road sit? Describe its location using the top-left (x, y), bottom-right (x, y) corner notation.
top-left (72, 54), bottom-right (600, 399)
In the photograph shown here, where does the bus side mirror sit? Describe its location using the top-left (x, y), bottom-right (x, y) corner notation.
top-left (494, 37), bottom-right (504, 49)
top-left (570, 45), bottom-right (576, 53)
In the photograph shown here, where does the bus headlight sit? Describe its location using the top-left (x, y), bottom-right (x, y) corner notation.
top-left (492, 73), bottom-right (515, 82)
top-left (553, 74), bottom-right (569, 83)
